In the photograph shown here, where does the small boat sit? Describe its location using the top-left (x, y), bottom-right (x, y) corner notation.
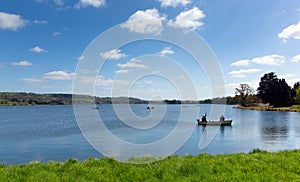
top-left (197, 119), bottom-right (232, 126)
top-left (92, 106), bottom-right (99, 110)
top-left (147, 106), bottom-right (154, 109)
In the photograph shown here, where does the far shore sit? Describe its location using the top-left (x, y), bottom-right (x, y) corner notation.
top-left (234, 105), bottom-right (300, 112)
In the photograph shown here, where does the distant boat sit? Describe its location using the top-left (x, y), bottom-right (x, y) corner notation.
top-left (147, 106), bottom-right (154, 109)
top-left (196, 119), bottom-right (232, 126)
top-left (92, 106), bottom-right (99, 110)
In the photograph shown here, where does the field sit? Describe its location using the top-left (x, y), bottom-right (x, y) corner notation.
top-left (1, 149), bottom-right (300, 181)
top-left (235, 105), bottom-right (300, 112)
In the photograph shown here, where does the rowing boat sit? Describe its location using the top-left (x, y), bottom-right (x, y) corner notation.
top-left (197, 119), bottom-right (232, 126)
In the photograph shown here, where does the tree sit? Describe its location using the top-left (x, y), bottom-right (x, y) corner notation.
top-left (292, 82), bottom-right (300, 101)
top-left (257, 72), bottom-right (293, 107)
top-left (295, 87), bottom-right (300, 104)
top-left (235, 84), bottom-right (254, 106)
top-left (257, 72), bottom-right (277, 104)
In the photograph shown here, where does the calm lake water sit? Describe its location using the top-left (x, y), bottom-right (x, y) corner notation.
top-left (1, 104), bottom-right (300, 164)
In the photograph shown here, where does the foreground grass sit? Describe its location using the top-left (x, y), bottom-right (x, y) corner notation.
top-left (236, 105), bottom-right (300, 112)
top-left (1, 149), bottom-right (300, 181)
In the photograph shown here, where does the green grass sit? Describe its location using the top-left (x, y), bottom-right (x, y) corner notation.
top-left (1, 149), bottom-right (300, 181)
top-left (236, 105), bottom-right (300, 112)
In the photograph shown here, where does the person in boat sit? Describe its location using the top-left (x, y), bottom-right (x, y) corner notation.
top-left (201, 113), bottom-right (207, 122)
top-left (220, 114), bottom-right (225, 122)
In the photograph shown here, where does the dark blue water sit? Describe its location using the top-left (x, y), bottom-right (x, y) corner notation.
top-left (0, 104), bottom-right (300, 164)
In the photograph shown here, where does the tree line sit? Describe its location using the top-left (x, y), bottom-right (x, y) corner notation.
top-left (235, 72), bottom-right (300, 107)
top-left (0, 92), bottom-right (148, 106)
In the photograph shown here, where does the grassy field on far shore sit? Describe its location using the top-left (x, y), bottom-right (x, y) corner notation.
top-left (235, 105), bottom-right (300, 112)
top-left (1, 149), bottom-right (300, 181)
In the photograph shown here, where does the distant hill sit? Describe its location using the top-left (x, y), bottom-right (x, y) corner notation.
top-left (0, 92), bottom-right (148, 106)
top-left (0, 92), bottom-right (241, 106)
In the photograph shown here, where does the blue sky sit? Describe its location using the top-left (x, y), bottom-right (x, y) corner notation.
top-left (1, 0), bottom-right (300, 100)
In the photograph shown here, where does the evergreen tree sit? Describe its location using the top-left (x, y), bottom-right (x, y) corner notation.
top-left (292, 82), bottom-right (300, 100)
top-left (257, 72), bottom-right (277, 104)
top-left (257, 72), bottom-right (293, 107)
top-left (295, 87), bottom-right (300, 104)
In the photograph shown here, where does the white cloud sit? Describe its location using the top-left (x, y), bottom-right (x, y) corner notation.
top-left (231, 59), bottom-right (250, 67)
top-left (0, 12), bottom-right (28, 31)
top-left (115, 69), bottom-right (129, 74)
top-left (286, 78), bottom-right (300, 87)
top-left (278, 73), bottom-right (296, 79)
top-left (43, 71), bottom-right (74, 80)
top-left (54, 0), bottom-right (63, 5)
top-left (229, 74), bottom-right (247, 78)
top-left (278, 21), bottom-right (300, 40)
top-left (53, 32), bottom-right (62, 36)
top-left (291, 55), bottom-right (300, 63)
top-left (160, 47), bottom-right (174, 56)
top-left (33, 19), bottom-right (48, 24)
top-left (100, 49), bottom-right (127, 60)
top-left (121, 8), bottom-right (165, 35)
top-left (250, 55), bottom-right (285, 66)
top-left (55, 7), bottom-right (71, 11)
top-left (226, 80), bottom-right (259, 92)
top-left (168, 7), bottom-right (205, 30)
top-left (117, 59), bottom-right (148, 69)
top-left (77, 56), bottom-right (85, 61)
top-left (158, 0), bottom-right (191, 7)
top-left (11, 61), bottom-right (32, 67)
top-left (228, 68), bottom-right (262, 77)
top-left (76, 75), bottom-right (109, 86)
top-left (29, 46), bottom-right (47, 53)
top-left (74, 0), bottom-right (105, 9)
top-left (95, 76), bottom-right (114, 87)
top-left (143, 80), bottom-right (154, 84)
top-left (94, 75), bottom-right (129, 87)
top-left (22, 78), bottom-right (43, 83)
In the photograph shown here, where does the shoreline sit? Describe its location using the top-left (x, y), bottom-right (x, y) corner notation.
top-left (1, 149), bottom-right (299, 180)
top-left (234, 105), bottom-right (300, 112)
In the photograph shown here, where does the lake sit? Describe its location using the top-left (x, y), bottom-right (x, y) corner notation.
top-left (1, 104), bottom-right (300, 164)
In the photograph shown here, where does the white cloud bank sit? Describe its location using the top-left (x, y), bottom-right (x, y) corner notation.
top-left (160, 47), bottom-right (174, 56)
top-left (117, 59), bottom-right (147, 69)
top-left (11, 61), bottom-right (33, 67)
top-left (228, 68), bottom-right (262, 78)
top-left (232, 55), bottom-right (286, 67)
top-left (30, 46), bottom-right (47, 53)
top-left (121, 7), bottom-right (206, 34)
top-left (0, 12), bottom-right (28, 31)
top-left (158, 0), bottom-right (191, 8)
top-left (278, 20), bottom-right (300, 40)
top-left (74, 0), bottom-right (105, 9)
top-left (33, 19), bottom-right (48, 24)
top-left (168, 7), bottom-right (205, 30)
top-left (53, 32), bottom-right (62, 36)
top-left (115, 59), bottom-right (148, 74)
top-left (121, 8), bottom-right (165, 35)
top-left (100, 49), bottom-right (127, 60)
top-left (43, 71), bottom-right (74, 80)
top-left (54, 0), bottom-right (63, 6)
top-left (231, 59), bottom-right (250, 67)
top-left (291, 55), bottom-right (300, 63)
top-left (22, 78), bottom-right (43, 83)
top-left (250, 55), bottom-right (285, 66)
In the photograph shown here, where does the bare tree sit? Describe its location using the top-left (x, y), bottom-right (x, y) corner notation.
top-left (235, 84), bottom-right (254, 106)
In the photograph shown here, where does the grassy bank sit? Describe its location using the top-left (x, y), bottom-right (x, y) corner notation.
top-left (1, 149), bottom-right (300, 181)
top-left (235, 105), bottom-right (300, 112)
